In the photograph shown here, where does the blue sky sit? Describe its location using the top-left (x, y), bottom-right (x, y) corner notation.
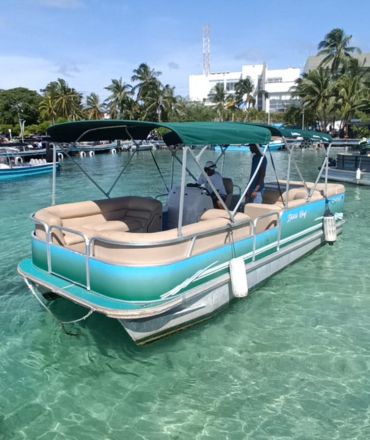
top-left (0, 0), bottom-right (369, 99)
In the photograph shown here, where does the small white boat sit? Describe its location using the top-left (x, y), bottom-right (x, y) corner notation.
top-left (18, 120), bottom-right (345, 345)
top-left (0, 158), bottom-right (60, 181)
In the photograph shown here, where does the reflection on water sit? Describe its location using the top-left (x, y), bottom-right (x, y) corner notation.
top-left (1, 150), bottom-right (370, 439)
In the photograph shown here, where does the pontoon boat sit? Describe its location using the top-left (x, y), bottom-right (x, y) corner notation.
top-left (18, 121), bottom-right (345, 344)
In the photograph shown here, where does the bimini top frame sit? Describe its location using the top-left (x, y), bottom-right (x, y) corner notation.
top-left (47, 120), bottom-right (333, 236)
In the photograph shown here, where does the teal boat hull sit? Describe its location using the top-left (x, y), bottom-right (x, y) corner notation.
top-left (17, 193), bottom-right (345, 344)
top-left (0, 163), bottom-right (60, 181)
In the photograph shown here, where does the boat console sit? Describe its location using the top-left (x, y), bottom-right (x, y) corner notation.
top-left (166, 185), bottom-right (213, 229)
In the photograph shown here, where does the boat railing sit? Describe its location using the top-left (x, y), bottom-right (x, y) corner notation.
top-left (32, 211), bottom-right (282, 293)
top-left (49, 225), bottom-right (91, 290)
top-left (87, 218), bottom-right (254, 251)
top-left (252, 212), bottom-right (282, 261)
top-left (33, 215), bottom-right (255, 291)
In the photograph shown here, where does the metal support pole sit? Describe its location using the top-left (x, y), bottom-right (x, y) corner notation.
top-left (170, 150), bottom-right (175, 189)
top-left (284, 143), bottom-right (295, 208)
top-left (52, 143), bottom-right (57, 205)
top-left (107, 150), bottom-right (137, 196)
top-left (188, 148), bottom-right (232, 218)
top-left (173, 153), bottom-right (198, 182)
top-left (177, 147), bottom-right (188, 237)
top-left (232, 143), bottom-right (269, 215)
top-left (324, 143), bottom-right (333, 198)
top-left (62, 148), bottom-right (110, 198)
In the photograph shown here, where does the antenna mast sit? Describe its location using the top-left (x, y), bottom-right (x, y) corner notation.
top-left (203, 25), bottom-right (211, 76)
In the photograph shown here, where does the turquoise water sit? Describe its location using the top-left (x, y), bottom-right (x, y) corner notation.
top-left (1, 150), bottom-right (370, 440)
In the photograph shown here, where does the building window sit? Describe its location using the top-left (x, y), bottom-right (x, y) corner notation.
top-left (226, 82), bottom-right (237, 91)
top-left (269, 98), bottom-right (299, 112)
top-left (266, 77), bottom-right (283, 83)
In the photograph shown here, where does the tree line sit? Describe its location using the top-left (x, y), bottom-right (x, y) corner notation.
top-left (0, 29), bottom-right (369, 138)
top-left (206, 29), bottom-right (370, 135)
top-left (292, 28), bottom-right (370, 136)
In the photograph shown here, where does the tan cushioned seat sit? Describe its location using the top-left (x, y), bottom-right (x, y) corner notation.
top-left (244, 203), bottom-right (282, 233)
top-left (277, 180), bottom-right (345, 197)
top-left (63, 221), bottom-right (131, 246)
top-left (200, 209), bottom-right (250, 222)
top-left (92, 215), bottom-right (252, 266)
top-left (34, 196), bottom-right (162, 245)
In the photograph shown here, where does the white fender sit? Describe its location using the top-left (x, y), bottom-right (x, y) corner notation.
top-left (15, 156), bottom-right (23, 165)
top-left (111, 148), bottom-right (117, 154)
top-left (89, 150), bottom-right (95, 157)
top-left (356, 168), bottom-right (362, 180)
top-left (323, 213), bottom-right (337, 245)
top-left (57, 152), bottom-right (64, 161)
top-left (80, 151), bottom-right (86, 158)
top-left (229, 257), bottom-right (249, 298)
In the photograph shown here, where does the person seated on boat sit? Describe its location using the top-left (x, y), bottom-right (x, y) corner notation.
top-left (197, 160), bottom-right (226, 208)
top-left (246, 144), bottom-right (267, 204)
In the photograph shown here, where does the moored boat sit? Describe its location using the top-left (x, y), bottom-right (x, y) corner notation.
top-left (18, 120), bottom-right (345, 344)
top-left (0, 158), bottom-right (60, 181)
top-left (324, 139), bottom-right (370, 185)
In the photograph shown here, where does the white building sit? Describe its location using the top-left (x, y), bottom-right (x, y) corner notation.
top-left (189, 64), bottom-right (301, 113)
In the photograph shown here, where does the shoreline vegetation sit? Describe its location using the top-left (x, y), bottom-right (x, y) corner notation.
top-left (0, 28), bottom-right (369, 140)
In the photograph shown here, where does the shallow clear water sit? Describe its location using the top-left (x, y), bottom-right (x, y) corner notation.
top-left (1, 150), bottom-right (369, 440)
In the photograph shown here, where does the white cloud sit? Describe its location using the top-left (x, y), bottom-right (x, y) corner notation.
top-left (0, 55), bottom-right (134, 99)
top-left (57, 61), bottom-right (81, 77)
top-left (0, 49), bottom-right (200, 100)
top-left (0, 55), bottom-right (57, 92)
top-left (168, 62), bottom-right (180, 70)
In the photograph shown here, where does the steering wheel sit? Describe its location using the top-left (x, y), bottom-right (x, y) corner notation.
top-left (186, 182), bottom-right (212, 196)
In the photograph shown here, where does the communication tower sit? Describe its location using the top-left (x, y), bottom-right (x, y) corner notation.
top-left (202, 25), bottom-right (211, 76)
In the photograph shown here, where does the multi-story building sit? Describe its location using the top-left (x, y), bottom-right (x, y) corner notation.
top-left (189, 64), bottom-right (301, 113)
top-left (304, 53), bottom-right (370, 73)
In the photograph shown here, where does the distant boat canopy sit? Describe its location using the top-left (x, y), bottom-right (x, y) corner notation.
top-left (244, 123), bottom-right (332, 143)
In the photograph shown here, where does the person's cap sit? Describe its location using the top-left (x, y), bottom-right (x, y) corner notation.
top-left (205, 160), bottom-right (216, 168)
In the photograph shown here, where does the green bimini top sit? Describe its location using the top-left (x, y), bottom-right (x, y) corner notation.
top-left (244, 123), bottom-right (333, 143)
top-left (47, 120), bottom-right (272, 146)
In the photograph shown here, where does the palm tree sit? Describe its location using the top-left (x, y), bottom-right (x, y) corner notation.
top-left (336, 73), bottom-right (369, 131)
top-left (41, 78), bottom-right (83, 121)
top-left (157, 85), bottom-right (182, 121)
top-left (104, 78), bottom-right (132, 119)
top-left (208, 83), bottom-right (227, 121)
top-left (125, 99), bottom-right (142, 120)
top-left (39, 95), bottom-right (58, 123)
top-left (85, 93), bottom-right (103, 120)
top-left (317, 28), bottom-right (361, 74)
top-left (234, 77), bottom-right (255, 108)
top-left (131, 63), bottom-right (162, 104)
top-left (292, 68), bottom-right (335, 129)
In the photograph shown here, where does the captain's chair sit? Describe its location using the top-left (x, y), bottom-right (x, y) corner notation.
top-left (222, 177), bottom-right (234, 208)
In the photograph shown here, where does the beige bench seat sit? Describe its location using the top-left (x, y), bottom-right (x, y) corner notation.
top-left (244, 203), bottom-right (282, 232)
top-left (91, 209), bottom-right (252, 265)
top-left (246, 186), bottom-right (328, 232)
top-left (276, 181), bottom-right (345, 197)
top-left (263, 187), bottom-right (324, 206)
top-left (35, 196), bottom-right (163, 248)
